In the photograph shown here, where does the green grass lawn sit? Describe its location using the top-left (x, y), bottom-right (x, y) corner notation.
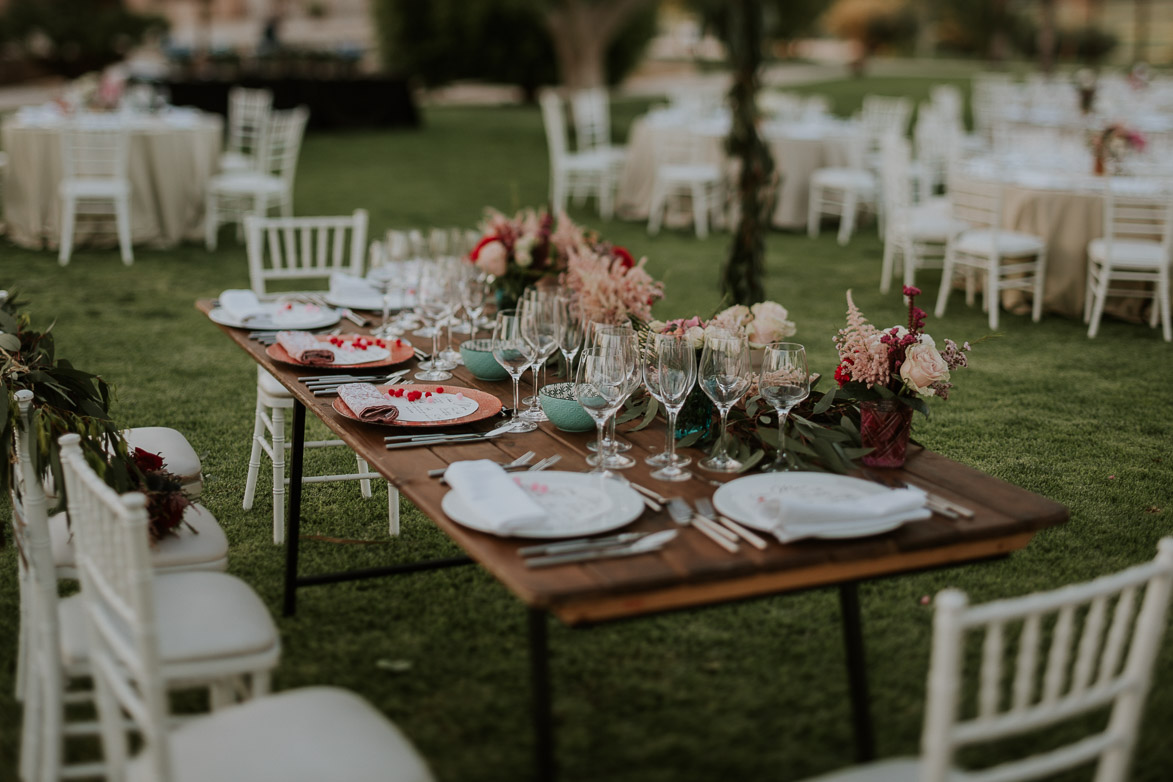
top-left (1, 80), bottom-right (1171, 782)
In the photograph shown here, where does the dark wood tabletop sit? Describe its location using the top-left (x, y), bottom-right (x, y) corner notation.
top-left (198, 300), bottom-right (1069, 626)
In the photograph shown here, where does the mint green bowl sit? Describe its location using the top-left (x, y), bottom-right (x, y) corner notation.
top-left (539, 382), bottom-right (595, 432)
top-left (460, 339), bottom-right (509, 381)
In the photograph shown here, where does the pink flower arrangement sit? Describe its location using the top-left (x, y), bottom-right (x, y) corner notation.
top-left (1091, 123), bottom-right (1146, 172)
top-left (467, 207), bottom-right (585, 300)
top-left (834, 287), bottom-right (970, 400)
top-left (562, 243), bottom-right (664, 325)
top-left (648, 302), bottom-right (796, 349)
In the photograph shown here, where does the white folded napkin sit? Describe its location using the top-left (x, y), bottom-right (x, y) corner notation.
top-left (754, 486), bottom-right (928, 543)
top-left (218, 289), bottom-right (266, 323)
top-left (337, 384), bottom-right (399, 423)
top-left (444, 460), bottom-right (547, 535)
top-left (329, 272), bottom-right (378, 299)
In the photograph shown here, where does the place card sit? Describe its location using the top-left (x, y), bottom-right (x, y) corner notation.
top-left (376, 385), bottom-right (479, 423)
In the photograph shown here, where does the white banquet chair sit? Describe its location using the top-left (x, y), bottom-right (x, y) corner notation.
top-left (57, 121), bottom-right (133, 266)
top-left (539, 90), bottom-right (615, 220)
top-left (646, 124), bottom-right (725, 239)
top-left (10, 399), bottom-right (279, 782)
top-left (800, 537), bottom-right (1173, 782)
top-left (878, 136), bottom-right (965, 294)
top-left (1085, 183), bottom-right (1173, 341)
top-left (205, 106), bottom-right (309, 250)
top-left (220, 86), bottom-right (273, 174)
top-left (807, 130), bottom-right (877, 246)
top-left (64, 438), bottom-right (434, 782)
top-left (933, 169), bottom-right (1048, 329)
top-left (570, 86), bottom-right (627, 181)
top-left (242, 210), bottom-right (399, 544)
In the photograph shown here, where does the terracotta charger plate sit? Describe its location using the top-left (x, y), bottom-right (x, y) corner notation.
top-left (265, 334), bottom-right (414, 369)
top-left (332, 384), bottom-right (504, 428)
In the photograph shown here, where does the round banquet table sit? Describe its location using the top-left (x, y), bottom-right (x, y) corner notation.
top-left (2, 108), bottom-right (223, 251)
top-left (964, 159), bottom-right (1164, 321)
top-left (615, 110), bottom-right (859, 230)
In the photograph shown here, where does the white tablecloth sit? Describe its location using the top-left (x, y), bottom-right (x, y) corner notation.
top-left (2, 108), bottom-right (222, 250)
top-left (615, 111), bottom-right (859, 230)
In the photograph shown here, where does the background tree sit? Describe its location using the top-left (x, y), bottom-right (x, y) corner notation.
top-left (822, 0), bottom-right (916, 76)
top-left (373, 0), bottom-right (657, 96)
top-left (690, 0), bottom-right (823, 59)
top-left (721, 0), bottom-right (773, 305)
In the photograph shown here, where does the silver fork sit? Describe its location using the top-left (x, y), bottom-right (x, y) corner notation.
top-left (527, 454), bottom-right (562, 472)
top-left (666, 498), bottom-right (739, 553)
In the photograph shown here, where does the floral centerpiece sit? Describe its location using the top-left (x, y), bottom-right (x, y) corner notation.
top-left (467, 207), bottom-right (584, 306)
top-left (561, 242), bottom-right (664, 326)
top-left (833, 286), bottom-right (971, 466)
top-left (1090, 123), bottom-right (1146, 176)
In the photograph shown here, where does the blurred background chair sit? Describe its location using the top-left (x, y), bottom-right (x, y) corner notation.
top-left (539, 91), bottom-right (615, 220)
top-left (57, 122), bottom-right (132, 266)
top-left (646, 125), bottom-right (724, 239)
top-left (220, 86), bottom-right (274, 174)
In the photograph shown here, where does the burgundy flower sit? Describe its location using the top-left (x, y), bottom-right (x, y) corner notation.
top-left (613, 246), bottom-right (635, 270)
top-left (133, 448), bottom-right (165, 473)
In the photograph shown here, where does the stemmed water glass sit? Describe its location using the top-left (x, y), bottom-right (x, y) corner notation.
top-left (437, 259), bottom-right (465, 369)
top-left (554, 294), bottom-right (583, 378)
top-left (585, 322), bottom-right (636, 456)
top-left (759, 342), bottom-right (810, 472)
top-left (520, 294), bottom-right (559, 423)
top-left (586, 328), bottom-right (639, 470)
top-left (643, 333), bottom-right (694, 472)
top-left (492, 311), bottom-right (538, 433)
top-left (413, 264), bottom-right (458, 381)
top-left (698, 330), bottom-right (751, 473)
top-left (651, 334), bottom-right (697, 482)
top-left (574, 348), bottom-right (629, 475)
top-left (460, 272), bottom-right (489, 338)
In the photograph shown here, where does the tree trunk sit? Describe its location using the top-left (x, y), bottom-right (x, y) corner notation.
top-left (1038, 0), bottom-right (1057, 75)
top-left (545, 0), bottom-right (652, 89)
top-left (721, 0), bottom-right (773, 306)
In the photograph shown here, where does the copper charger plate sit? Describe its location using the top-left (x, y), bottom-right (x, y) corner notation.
top-left (332, 384), bottom-right (504, 428)
top-left (265, 334), bottom-right (414, 369)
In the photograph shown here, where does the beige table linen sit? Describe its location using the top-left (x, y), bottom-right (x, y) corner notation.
top-left (615, 114), bottom-right (855, 230)
top-left (2, 112), bottom-right (222, 250)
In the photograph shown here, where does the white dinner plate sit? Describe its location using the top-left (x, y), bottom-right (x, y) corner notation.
top-left (712, 472), bottom-right (928, 541)
top-left (324, 289), bottom-right (411, 311)
top-left (208, 304), bottom-right (341, 331)
top-left (441, 471), bottom-right (645, 539)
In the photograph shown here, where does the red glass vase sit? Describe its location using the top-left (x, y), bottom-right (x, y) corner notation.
top-left (860, 399), bottom-right (914, 468)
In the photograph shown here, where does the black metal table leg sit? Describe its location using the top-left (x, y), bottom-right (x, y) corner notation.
top-left (839, 581), bottom-right (875, 763)
top-left (529, 607), bottom-right (556, 782)
top-left (282, 400), bottom-right (307, 617)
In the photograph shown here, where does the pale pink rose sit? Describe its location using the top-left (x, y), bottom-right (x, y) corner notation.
top-left (685, 325), bottom-right (706, 348)
top-left (900, 336), bottom-right (950, 396)
top-left (475, 240), bottom-right (507, 277)
top-left (747, 301), bottom-right (796, 347)
top-left (709, 305), bottom-right (751, 333)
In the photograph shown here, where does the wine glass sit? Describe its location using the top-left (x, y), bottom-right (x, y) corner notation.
top-left (413, 264), bottom-right (457, 381)
top-left (574, 348), bottom-right (629, 475)
top-left (492, 311), bottom-right (538, 434)
top-left (698, 330), bottom-right (751, 473)
top-left (651, 334), bottom-right (697, 482)
top-left (586, 328), bottom-right (639, 470)
top-left (643, 333), bottom-right (693, 471)
top-left (520, 295), bottom-right (559, 423)
top-left (460, 271), bottom-right (489, 338)
top-left (554, 294), bottom-right (584, 378)
top-left (759, 342), bottom-right (810, 472)
top-left (585, 322), bottom-right (636, 455)
top-left (437, 258), bottom-right (464, 370)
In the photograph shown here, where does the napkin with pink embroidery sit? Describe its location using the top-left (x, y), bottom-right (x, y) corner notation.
top-left (336, 383), bottom-right (400, 423)
top-left (276, 331), bottom-right (335, 365)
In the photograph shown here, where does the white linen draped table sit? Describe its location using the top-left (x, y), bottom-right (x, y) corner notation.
top-left (963, 157), bottom-right (1164, 321)
top-left (2, 109), bottom-right (222, 250)
top-left (615, 109), bottom-right (859, 230)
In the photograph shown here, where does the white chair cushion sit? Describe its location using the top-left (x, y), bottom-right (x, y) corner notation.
top-left (258, 367), bottom-right (293, 398)
top-left (658, 163), bottom-right (722, 184)
top-left (60, 179), bottom-right (129, 198)
top-left (210, 172), bottom-right (285, 196)
top-left (562, 149), bottom-right (611, 174)
top-left (127, 687), bottom-right (434, 782)
top-left (219, 150), bottom-right (255, 173)
top-left (811, 167), bottom-right (877, 192)
top-left (1088, 237), bottom-right (1169, 268)
top-left (801, 757), bottom-right (933, 782)
top-left (953, 229), bottom-right (1045, 258)
top-left (59, 570), bottom-right (279, 670)
top-left (904, 207), bottom-right (968, 242)
top-left (51, 503), bottom-right (228, 576)
top-left (123, 427), bottom-right (203, 497)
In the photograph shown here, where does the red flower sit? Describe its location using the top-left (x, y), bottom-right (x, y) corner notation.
top-left (834, 363), bottom-right (851, 387)
top-left (133, 448), bottom-right (165, 473)
top-left (613, 246), bottom-right (635, 270)
top-left (469, 235), bottom-right (499, 262)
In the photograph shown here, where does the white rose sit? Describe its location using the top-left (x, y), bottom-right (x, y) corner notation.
top-left (474, 240), bottom-right (507, 277)
top-left (685, 325), bottom-right (706, 348)
top-left (747, 301), bottom-right (796, 347)
top-left (899, 336), bottom-right (950, 396)
top-left (514, 236), bottom-right (535, 267)
top-left (709, 304), bottom-right (751, 333)
top-left (647, 319), bottom-right (666, 333)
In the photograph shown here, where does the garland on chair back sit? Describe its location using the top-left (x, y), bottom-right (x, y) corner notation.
top-left (0, 292), bottom-right (190, 540)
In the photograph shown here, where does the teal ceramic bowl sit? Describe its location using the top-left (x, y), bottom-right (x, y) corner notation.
top-left (539, 382), bottom-right (594, 432)
top-left (460, 339), bottom-right (509, 381)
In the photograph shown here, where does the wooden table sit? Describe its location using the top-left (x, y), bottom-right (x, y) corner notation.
top-left (198, 300), bottom-right (1069, 780)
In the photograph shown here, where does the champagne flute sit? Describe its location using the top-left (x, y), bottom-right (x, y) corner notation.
top-left (651, 334), bottom-right (697, 482)
top-left (759, 342), bottom-right (810, 472)
top-left (554, 294), bottom-right (583, 378)
top-left (436, 259), bottom-right (464, 370)
top-left (492, 311), bottom-right (538, 433)
top-left (574, 348), bottom-right (628, 475)
top-left (643, 333), bottom-right (693, 470)
top-left (698, 330), bottom-right (751, 473)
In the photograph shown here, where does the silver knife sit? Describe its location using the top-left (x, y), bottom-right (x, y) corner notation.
top-left (518, 532), bottom-right (648, 558)
top-left (524, 529), bottom-right (677, 568)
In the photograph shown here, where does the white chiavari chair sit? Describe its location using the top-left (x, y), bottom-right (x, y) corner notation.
top-left (57, 121), bottom-right (133, 266)
top-left (219, 86), bottom-right (273, 174)
top-left (540, 90), bottom-right (615, 220)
